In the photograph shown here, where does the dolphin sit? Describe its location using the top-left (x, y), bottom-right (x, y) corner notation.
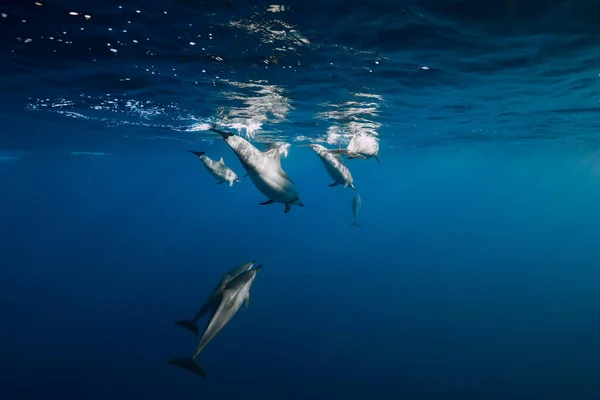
top-left (174, 260), bottom-right (256, 336)
top-left (329, 134), bottom-right (381, 163)
top-left (210, 127), bottom-right (303, 213)
top-left (188, 150), bottom-right (241, 186)
top-left (351, 193), bottom-right (362, 227)
top-left (167, 264), bottom-right (263, 379)
top-left (305, 144), bottom-right (355, 190)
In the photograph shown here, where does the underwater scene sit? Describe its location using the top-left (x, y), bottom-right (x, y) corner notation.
top-left (2, 0), bottom-right (600, 399)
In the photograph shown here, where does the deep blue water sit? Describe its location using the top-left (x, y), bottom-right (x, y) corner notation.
top-left (3, 0), bottom-right (600, 399)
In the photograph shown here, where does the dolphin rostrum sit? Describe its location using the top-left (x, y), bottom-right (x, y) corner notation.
top-left (351, 193), bottom-right (362, 227)
top-left (167, 264), bottom-right (263, 379)
top-left (174, 260), bottom-right (256, 336)
top-left (188, 150), bottom-right (241, 186)
top-left (329, 134), bottom-right (381, 163)
top-left (305, 144), bottom-right (355, 190)
top-left (210, 127), bottom-right (303, 213)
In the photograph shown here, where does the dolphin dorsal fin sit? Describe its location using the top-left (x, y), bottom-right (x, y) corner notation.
top-left (272, 150), bottom-right (281, 165)
top-left (218, 157), bottom-right (224, 164)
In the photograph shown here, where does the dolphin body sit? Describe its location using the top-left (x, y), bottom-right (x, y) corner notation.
top-left (210, 127), bottom-right (303, 213)
top-left (351, 193), bottom-right (362, 227)
top-left (329, 134), bottom-right (381, 163)
top-left (168, 264), bottom-right (263, 379)
top-left (242, 142), bottom-right (291, 178)
top-left (306, 144), bottom-right (355, 190)
top-left (188, 150), bottom-right (241, 186)
top-left (174, 260), bottom-right (256, 337)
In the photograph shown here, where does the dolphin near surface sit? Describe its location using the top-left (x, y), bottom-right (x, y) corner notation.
top-left (188, 150), bottom-right (241, 186)
top-left (351, 193), bottom-right (362, 227)
top-left (174, 260), bottom-right (256, 337)
top-left (209, 127), bottom-right (303, 213)
top-left (167, 264), bottom-right (263, 380)
top-left (305, 143), bottom-right (356, 190)
top-left (329, 134), bottom-right (381, 163)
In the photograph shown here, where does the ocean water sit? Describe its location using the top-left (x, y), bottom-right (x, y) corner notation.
top-left (2, 0), bottom-right (600, 399)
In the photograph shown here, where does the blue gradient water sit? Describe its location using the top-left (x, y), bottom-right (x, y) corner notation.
top-left (2, 1), bottom-right (600, 399)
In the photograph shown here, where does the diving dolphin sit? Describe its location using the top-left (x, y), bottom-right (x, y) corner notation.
top-left (167, 264), bottom-right (263, 379)
top-left (329, 134), bottom-right (381, 163)
top-left (351, 193), bottom-right (361, 227)
top-left (188, 150), bottom-right (241, 186)
top-left (210, 127), bottom-right (303, 213)
top-left (174, 260), bottom-right (256, 336)
top-left (306, 144), bottom-right (355, 190)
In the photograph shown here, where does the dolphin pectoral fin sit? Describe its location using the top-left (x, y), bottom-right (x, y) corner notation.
top-left (258, 199), bottom-right (275, 205)
top-left (167, 357), bottom-right (207, 380)
top-left (375, 155), bottom-right (381, 163)
top-left (328, 182), bottom-right (339, 187)
top-left (245, 294), bottom-right (250, 308)
top-left (188, 150), bottom-right (205, 158)
top-left (350, 184), bottom-right (356, 191)
top-left (243, 173), bottom-right (249, 178)
top-left (216, 181), bottom-right (225, 185)
top-left (229, 181), bottom-right (234, 187)
top-left (174, 320), bottom-right (200, 336)
top-left (284, 203), bottom-right (291, 213)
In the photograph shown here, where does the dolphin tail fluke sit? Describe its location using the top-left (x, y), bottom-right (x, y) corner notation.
top-left (350, 222), bottom-right (361, 227)
top-left (209, 127), bottom-right (234, 139)
top-left (174, 320), bottom-right (200, 336)
top-left (167, 357), bottom-right (206, 380)
top-left (188, 150), bottom-right (205, 157)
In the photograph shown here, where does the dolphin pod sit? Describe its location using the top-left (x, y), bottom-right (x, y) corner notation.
top-left (168, 262), bottom-right (262, 379)
top-left (171, 125), bottom-right (379, 381)
top-left (210, 127), bottom-right (304, 213)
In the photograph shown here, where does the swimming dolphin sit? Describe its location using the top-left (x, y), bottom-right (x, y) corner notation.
top-left (351, 193), bottom-right (361, 227)
top-left (329, 134), bottom-right (381, 163)
top-left (167, 264), bottom-right (263, 379)
top-left (210, 127), bottom-right (303, 213)
top-left (305, 144), bottom-right (355, 190)
top-left (188, 150), bottom-right (241, 186)
top-left (242, 142), bottom-right (291, 177)
top-left (174, 260), bottom-right (256, 336)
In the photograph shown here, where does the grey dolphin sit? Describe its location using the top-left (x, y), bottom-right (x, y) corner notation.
top-left (174, 260), bottom-right (256, 336)
top-left (167, 264), bottom-right (263, 379)
top-left (329, 134), bottom-right (381, 163)
top-left (351, 193), bottom-right (361, 227)
top-left (188, 150), bottom-right (241, 186)
top-left (210, 127), bottom-right (303, 213)
top-left (305, 144), bottom-right (355, 190)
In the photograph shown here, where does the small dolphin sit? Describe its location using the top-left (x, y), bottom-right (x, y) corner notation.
top-left (210, 127), bottom-right (303, 213)
top-left (329, 134), bottom-right (381, 163)
top-left (305, 144), bottom-right (355, 190)
top-left (174, 260), bottom-right (256, 336)
top-left (188, 150), bottom-right (241, 186)
top-left (167, 264), bottom-right (263, 379)
top-left (243, 142), bottom-right (291, 177)
top-left (351, 193), bottom-right (361, 227)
